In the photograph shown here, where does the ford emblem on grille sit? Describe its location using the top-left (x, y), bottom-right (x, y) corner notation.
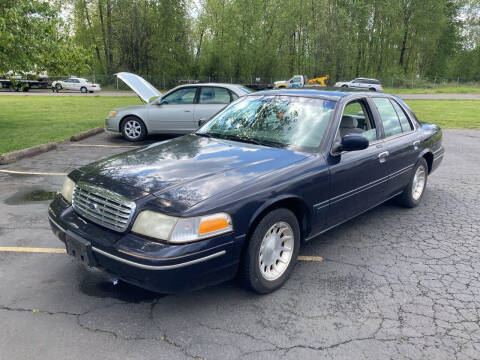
top-left (88, 202), bottom-right (98, 211)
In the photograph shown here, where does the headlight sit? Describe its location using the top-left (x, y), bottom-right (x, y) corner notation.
top-left (108, 110), bottom-right (118, 118)
top-left (60, 177), bottom-right (75, 203)
top-left (132, 211), bottom-right (233, 243)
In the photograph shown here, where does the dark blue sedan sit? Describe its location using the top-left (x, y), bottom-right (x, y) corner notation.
top-left (48, 89), bottom-right (444, 294)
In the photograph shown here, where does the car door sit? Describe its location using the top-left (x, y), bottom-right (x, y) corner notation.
top-left (291, 76), bottom-right (303, 88)
top-left (70, 79), bottom-right (80, 91)
top-left (62, 79), bottom-right (72, 90)
top-left (148, 87), bottom-right (197, 133)
top-left (326, 97), bottom-right (390, 228)
top-left (350, 79), bottom-right (362, 89)
top-left (370, 97), bottom-right (420, 198)
top-left (193, 86), bottom-right (233, 127)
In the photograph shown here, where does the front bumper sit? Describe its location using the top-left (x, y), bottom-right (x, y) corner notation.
top-left (105, 116), bottom-right (121, 132)
top-left (48, 195), bottom-right (244, 293)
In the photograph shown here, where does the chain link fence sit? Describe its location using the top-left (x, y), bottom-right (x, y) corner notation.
top-left (3, 73), bottom-right (480, 91)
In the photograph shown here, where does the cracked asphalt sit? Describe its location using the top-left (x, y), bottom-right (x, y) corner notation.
top-left (0, 130), bottom-right (479, 359)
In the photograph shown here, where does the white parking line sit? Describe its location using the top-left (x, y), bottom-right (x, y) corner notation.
top-left (0, 247), bottom-right (66, 253)
top-left (298, 256), bottom-right (324, 262)
top-left (0, 169), bottom-right (67, 176)
top-left (69, 144), bottom-right (141, 148)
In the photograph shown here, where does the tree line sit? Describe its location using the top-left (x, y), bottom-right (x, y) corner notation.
top-left (1, 0), bottom-right (479, 83)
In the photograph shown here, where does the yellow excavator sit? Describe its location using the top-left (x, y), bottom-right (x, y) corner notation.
top-left (306, 75), bottom-right (329, 87)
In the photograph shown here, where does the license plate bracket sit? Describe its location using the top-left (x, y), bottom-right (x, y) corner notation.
top-left (65, 234), bottom-right (96, 267)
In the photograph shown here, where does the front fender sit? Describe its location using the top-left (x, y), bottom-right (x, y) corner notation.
top-left (247, 194), bottom-right (310, 230)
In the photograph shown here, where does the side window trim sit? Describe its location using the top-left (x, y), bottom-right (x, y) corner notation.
top-left (366, 97), bottom-right (385, 140)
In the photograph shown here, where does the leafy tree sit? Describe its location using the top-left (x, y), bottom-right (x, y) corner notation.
top-left (0, 0), bottom-right (90, 77)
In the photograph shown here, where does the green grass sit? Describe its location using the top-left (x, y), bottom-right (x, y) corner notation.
top-left (406, 100), bottom-right (480, 129)
top-left (0, 96), bottom-right (478, 155)
top-left (0, 96), bottom-right (141, 154)
top-left (385, 87), bottom-right (480, 94)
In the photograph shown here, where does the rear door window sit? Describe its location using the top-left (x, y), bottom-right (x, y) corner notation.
top-left (199, 87), bottom-right (231, 104)
top-left (391, 100), bottom-right (413, 132)
top-left (372, 98), bottom-right (403, 138)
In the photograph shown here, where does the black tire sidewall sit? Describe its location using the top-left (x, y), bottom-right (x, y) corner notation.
top-left (245, 208), bottom-right (300, 294)
top-left (121, 117), bottom-right (147, 142)
top-left (81, 87), bottom-right (87, 93)
top-left (55, 83), bottom-right (62, 90)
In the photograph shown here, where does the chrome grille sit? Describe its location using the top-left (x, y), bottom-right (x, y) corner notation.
top-left (72, 182), bottom-right (136, 232)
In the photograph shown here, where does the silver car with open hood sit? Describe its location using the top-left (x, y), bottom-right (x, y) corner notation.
top-left (105, 72), bottom-right (251, 141)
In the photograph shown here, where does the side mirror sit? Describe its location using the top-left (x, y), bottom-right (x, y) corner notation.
top-left (333, 134), bottom-right (369, 153)
top-left (198, 117), bottom-right (208, 127)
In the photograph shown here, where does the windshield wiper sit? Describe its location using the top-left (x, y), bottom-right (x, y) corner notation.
top-left (195, 132), bottom-right (215, 138)
top-left (220, 134), bottom-right (285, 148)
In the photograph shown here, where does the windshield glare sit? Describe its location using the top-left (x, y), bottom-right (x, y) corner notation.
top-left (197, 95), bottom-right (336, 148)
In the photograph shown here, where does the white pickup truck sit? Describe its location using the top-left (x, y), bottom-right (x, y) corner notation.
top-left (274, 75), bottom-right (307, 89)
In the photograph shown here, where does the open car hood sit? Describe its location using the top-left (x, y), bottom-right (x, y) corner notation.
top-left (115, 72), bottom-right (162, 103)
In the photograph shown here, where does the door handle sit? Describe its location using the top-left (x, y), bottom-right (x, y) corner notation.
top-left (184, 110), bottom-right (191, 112)
top-left (378, 151), bottom-right (389, 163)
top-left (413, 140), bottom-right (420, 150)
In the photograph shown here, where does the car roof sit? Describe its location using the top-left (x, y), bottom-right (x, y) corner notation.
top-left (354, 77), bottom-right (379, 81)
top-left (249, 88), bottom-right (387, 100)
top-left (174, 83), bottom-right (244, 89)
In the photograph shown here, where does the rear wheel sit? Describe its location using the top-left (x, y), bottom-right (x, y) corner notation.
top-left (397, 158), bottom-right (428, 208)
top-left (240, 208), bottom-right (300, 294)
top-left (369, 87), bottom-right (376, 91)
top-left (80, 86), bottom-right (87, 93)
top-left (121, 116), bottom-right (147, 141)
top-left (341, 85), bottom-right (348, 88)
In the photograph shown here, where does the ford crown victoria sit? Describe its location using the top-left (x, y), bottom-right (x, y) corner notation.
top-left (48, 89), bottom-right (444, 294)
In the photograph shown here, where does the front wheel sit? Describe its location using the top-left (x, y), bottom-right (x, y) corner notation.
top-left (121, 117), bottom-right (147, 141)
top-left (240, 208), bottom-right (300, 294)
top-left (396, 158), bottom-right (428, 208)
top-left (55, 83), bottom-right (62, 91)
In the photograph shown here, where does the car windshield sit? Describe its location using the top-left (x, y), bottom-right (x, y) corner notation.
top-left (197, 95), bottom-right (336, 148)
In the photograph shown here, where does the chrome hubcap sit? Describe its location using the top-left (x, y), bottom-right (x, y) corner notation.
top-left (412, 165), bottom-right (426, 200)
top-left (259, 221), bottom-right (294, 281)
top-left (125, 120), bottom-right (142, 138)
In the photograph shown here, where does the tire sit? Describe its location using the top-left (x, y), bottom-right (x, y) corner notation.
top-left (55, 83), bottom-right (62, 91)
top-left (396, 158), bottom-right (428, 208)
top-left (239, 208), bottom-right (300, 294)
top-left (121, 116), bottom-right (147, 142)
top-left (341, 85), bottom-right (348, 88)
top-left (369, 87), bottom-right (376, 92)
top-left (80, 86), bottom-right (87, 93)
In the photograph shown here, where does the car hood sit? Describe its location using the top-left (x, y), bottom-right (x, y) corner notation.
top-left (76, 135), bottom-right (310, 212)
top-left (116, 72), bottom-right (162, 103)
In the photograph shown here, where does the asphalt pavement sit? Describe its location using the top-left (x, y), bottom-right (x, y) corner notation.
top-left (0, 130), bottom-right (479, 359)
